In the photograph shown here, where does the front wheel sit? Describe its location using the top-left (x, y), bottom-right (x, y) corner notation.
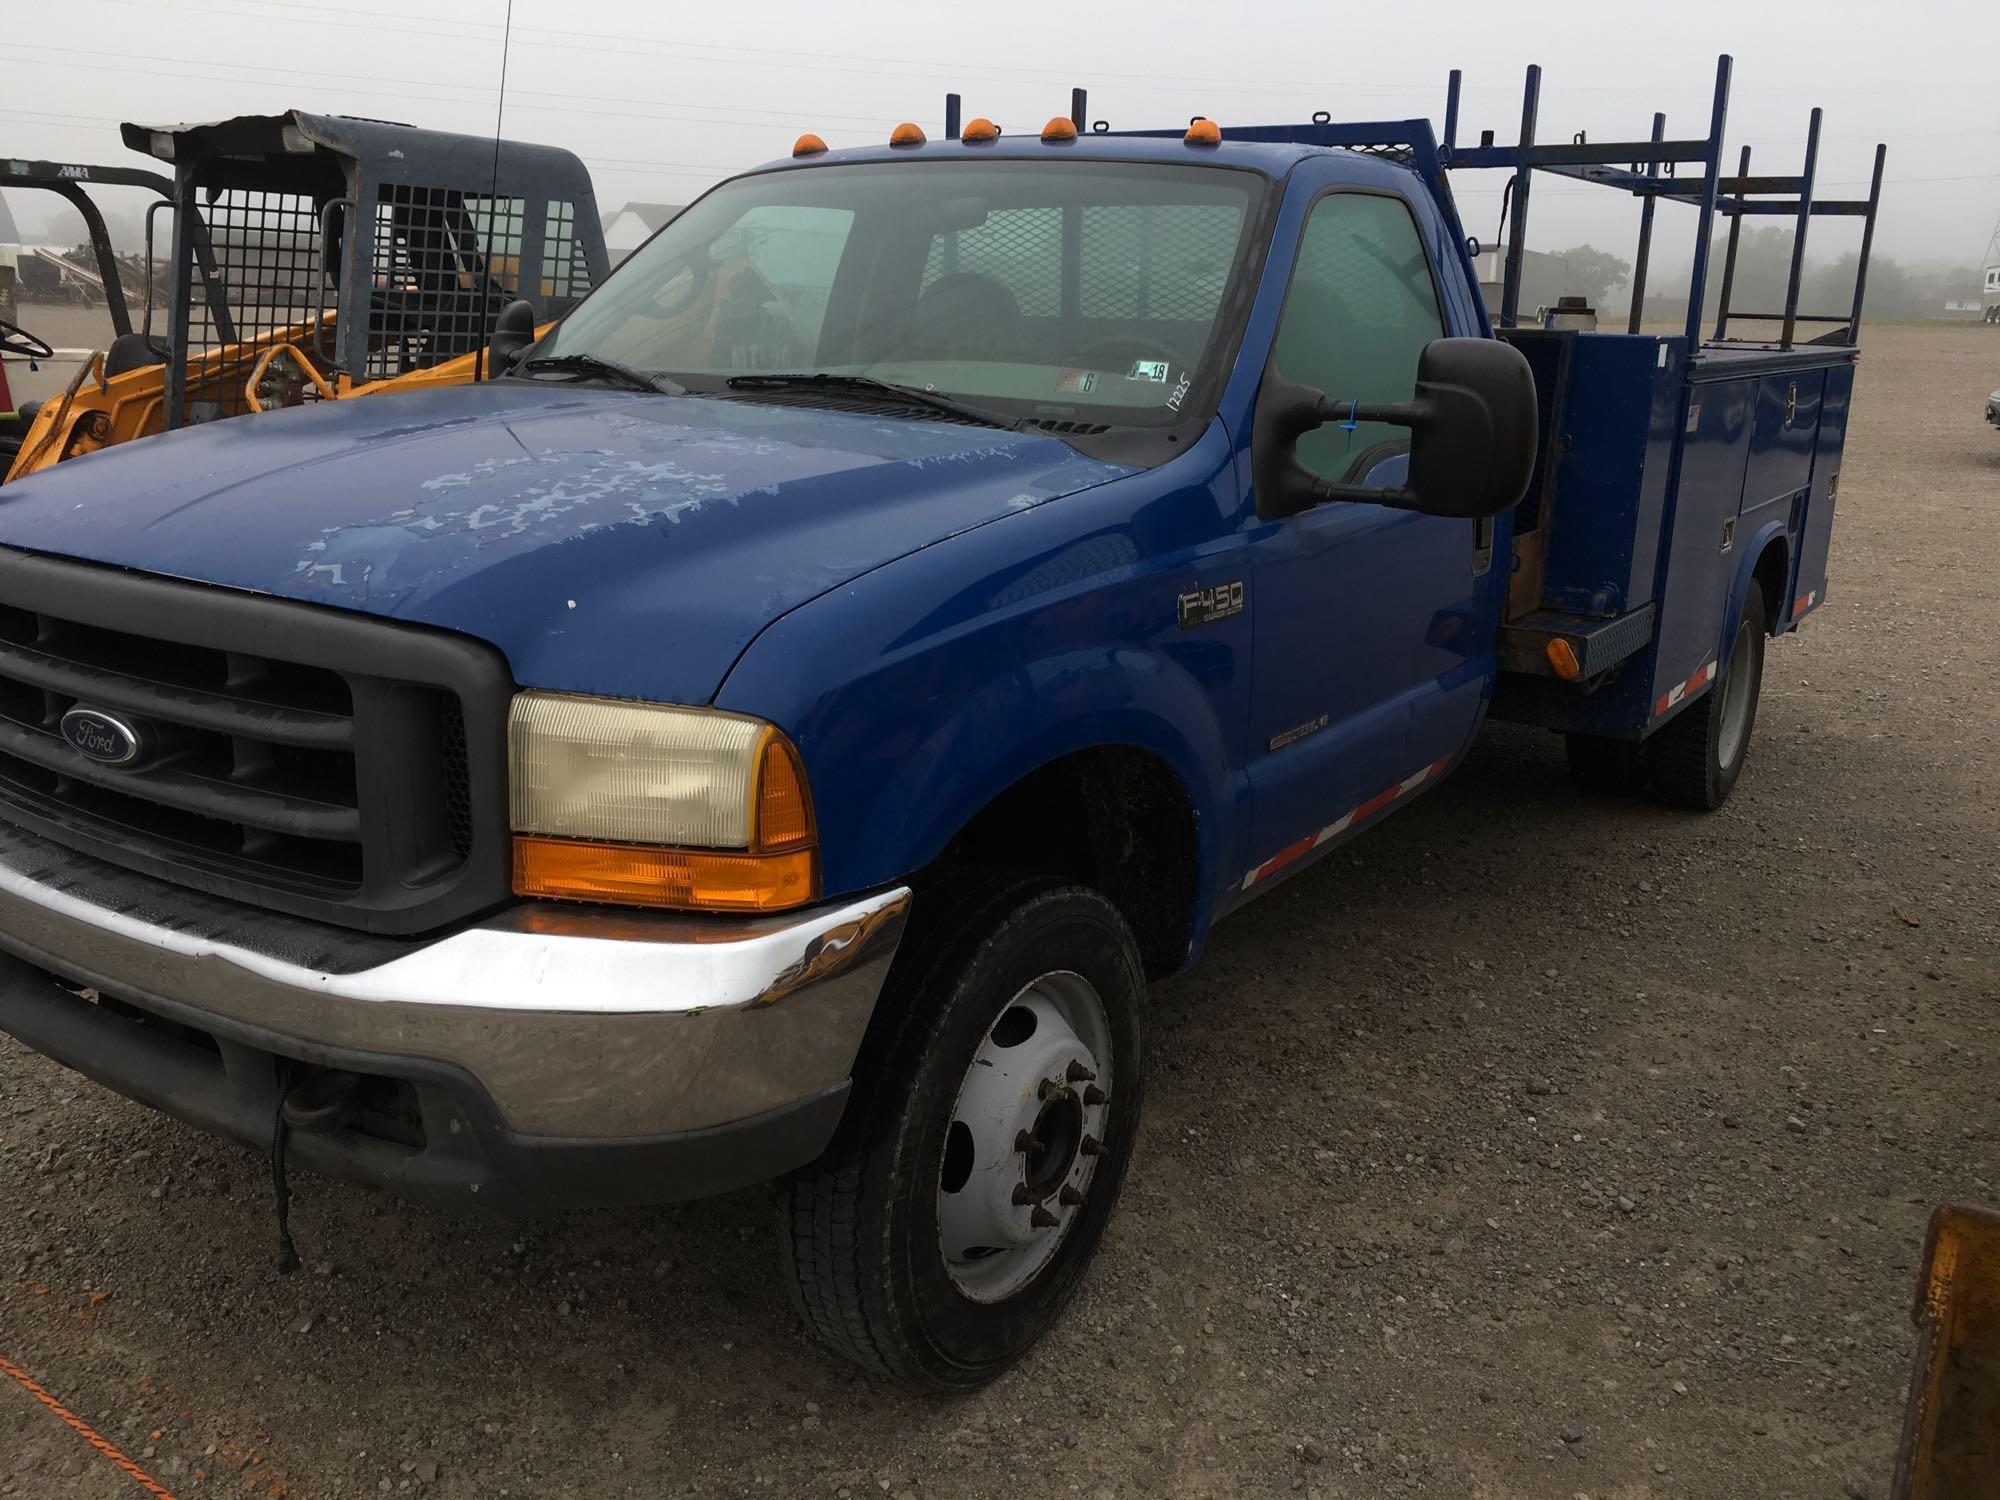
top-left (1648, 589), bottom-right (1767, 810)
top-left (778, 875), bottom-right (1146, 1391)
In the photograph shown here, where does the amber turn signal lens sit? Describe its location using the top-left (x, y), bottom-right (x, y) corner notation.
top-left (514, 837), bottom-right (819, 913)
top-left (1041, 116), bottom-right (1078, 143)
top-left (962, 117), bottom-right (1000, 143)
top-left (1546, 637), bottom-right (1582, 681)
top-left (792, 133), bottom-right (828, 157)
top-left (754, 732), bottom-right (815, 852)
top-left (1185, 117), bottom-right (1222, 146)
top-left (889, 121), bottom-right (927, 147)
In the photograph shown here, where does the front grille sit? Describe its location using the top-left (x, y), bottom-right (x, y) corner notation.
top-left (0, 549), bottom-right (512, 935)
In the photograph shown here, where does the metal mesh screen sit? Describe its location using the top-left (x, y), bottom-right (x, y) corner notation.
top-left (540, 199), bottom-right (592, 302)
top-left (184, 190), bottom-right (329, 406)
top-left (923, 202), bottom-right (1242, 323)
top-left (1078, 204), bottom-right (1240, 321)
top-left (1342, 142), bottom-right (1417, 167)
top-left (924, 208), bottom-right (1060, 315)
top-left (363, 185), bottom-right (520, 382)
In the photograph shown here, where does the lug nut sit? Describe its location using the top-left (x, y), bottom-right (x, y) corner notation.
top-left (1058, 1184), bottom-right (1085, 1206)
top-left (1014, 1129), bottom-right (1041, 1154)
top-left (1011, 1184), bottom-right (1039, 1206)
top-left (1082, 1084), bottom-right (1107, 1107)
top-left (1038, 1078), bottom-right (1067, 1101)
top-left (1079, 1134), bottom-right (1104, 1157)
top-left (1029, 1205), bottom-right (1060, 1229)
top-left (1065, 1060), bottom-right (1097, 1083)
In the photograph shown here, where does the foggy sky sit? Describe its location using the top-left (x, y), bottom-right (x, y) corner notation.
top-left (3, 0), bottom-right (1994, 270)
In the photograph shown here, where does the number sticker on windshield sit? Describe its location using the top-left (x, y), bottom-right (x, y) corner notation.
top-left (1055, 368), bottom-right (1098, 395)
top-left (1128, 359), bottom-right (1171, 384)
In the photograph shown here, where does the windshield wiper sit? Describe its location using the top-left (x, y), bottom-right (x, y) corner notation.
top-left (521, 353), bottom-right (687, 397)
top-left (725, 372), bottom-right (1019, 430)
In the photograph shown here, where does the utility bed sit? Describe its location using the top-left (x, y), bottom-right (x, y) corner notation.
top-left (1407, 56), bottom-right (1882, 745)
top-left (1492, 331), bottom-right (1855, 739)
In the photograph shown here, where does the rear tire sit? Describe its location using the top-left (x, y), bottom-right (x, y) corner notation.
top-left (1648, 590), bottom-right (1767, 811)
top-left (778, 873), bottom-right (1146, 1392)
top-left (1565, 732), bottom-right (1647, 796)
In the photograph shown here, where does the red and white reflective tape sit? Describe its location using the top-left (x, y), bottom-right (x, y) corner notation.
top-left (1791, 589), bottom-right (1817, 620)
top-left (1652, 659), bottom-right (1717, 720)
top-left (1240, 755), bottom-right (1452, 892)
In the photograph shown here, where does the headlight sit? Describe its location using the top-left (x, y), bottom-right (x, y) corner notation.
top-left (507, 691), bottom-right (818, 913)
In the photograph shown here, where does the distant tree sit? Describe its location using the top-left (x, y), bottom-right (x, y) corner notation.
top-left (1553, 244), bottom-right (1632, 305)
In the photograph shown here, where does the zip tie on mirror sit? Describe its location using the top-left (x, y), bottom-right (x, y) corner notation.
top-left (1339, 398), bottom-right (1361, 453)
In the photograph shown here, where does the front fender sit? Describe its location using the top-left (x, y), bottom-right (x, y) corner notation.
top-left (715, 429), bottom-right (1251, 952)
top-left (869, 649), bottom-right (1233, 902)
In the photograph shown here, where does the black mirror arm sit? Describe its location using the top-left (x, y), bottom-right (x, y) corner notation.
top-left (1256, 374), bottom-right (1432, 518)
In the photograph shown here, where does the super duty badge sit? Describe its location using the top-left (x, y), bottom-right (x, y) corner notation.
top-left (1178, 580), bottom-right (1245, 630)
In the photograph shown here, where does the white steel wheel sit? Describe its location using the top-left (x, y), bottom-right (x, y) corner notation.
top-left (778, 875), bottom-right (1147, 1392)
top-left (1715, 619), bottom-right (1759, 772)
top-left (936, 972), bottom-right (1113, 1302)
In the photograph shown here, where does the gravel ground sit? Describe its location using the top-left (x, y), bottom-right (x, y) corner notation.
top-left (2, 322), bottom-right (1996, 1500)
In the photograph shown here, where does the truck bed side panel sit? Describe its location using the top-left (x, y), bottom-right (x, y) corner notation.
top-left (1790, 361), bottom-right (1853, 624)
top-left (1646, 378), bottom-right (1755, 721)
top-left (1531, 334), bottom-right (1683, 618)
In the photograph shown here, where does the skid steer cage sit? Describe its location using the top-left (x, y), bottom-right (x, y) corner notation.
top-left (180, 187), bottom-right (332, 415)
top-left (124, 110), bottom-right (608, 429)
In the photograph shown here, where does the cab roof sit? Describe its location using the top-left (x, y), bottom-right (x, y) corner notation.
top-left (752, 128), bottom-right (1427, 189)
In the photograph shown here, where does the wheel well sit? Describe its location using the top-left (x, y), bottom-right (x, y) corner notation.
top-left (1752, 536), bottom-right (1790, 632)
top-left (933, 747), bottom-right (1198, 978)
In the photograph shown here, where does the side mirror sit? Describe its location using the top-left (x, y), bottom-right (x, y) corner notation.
top-left (487, 299), bottom-right (541, 375)
top-left (1252, 336), bottom-right (1539, 521)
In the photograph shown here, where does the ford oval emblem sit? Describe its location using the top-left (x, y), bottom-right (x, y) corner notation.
top-left (60, 706), bottom-right (144, 767)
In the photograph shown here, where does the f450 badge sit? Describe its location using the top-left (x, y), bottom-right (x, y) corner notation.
top-left (1177, 581), bottom-right (1245, 630)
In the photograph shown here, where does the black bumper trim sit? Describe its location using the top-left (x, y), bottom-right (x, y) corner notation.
top-left (0, 950), bottom-right (848, 1215)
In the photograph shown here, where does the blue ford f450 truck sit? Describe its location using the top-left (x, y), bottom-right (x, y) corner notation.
top-left (0, 58), bottom-right (1882, 1388)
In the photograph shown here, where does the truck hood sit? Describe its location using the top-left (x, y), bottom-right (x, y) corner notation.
top-left (0, 385), bottom-right (1136, 703)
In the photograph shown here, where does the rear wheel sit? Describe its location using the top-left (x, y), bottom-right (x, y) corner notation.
top-left (1648, 590), bottom-right (1767, 810)
top-left (778, 875), bottom-right (1146, 1391)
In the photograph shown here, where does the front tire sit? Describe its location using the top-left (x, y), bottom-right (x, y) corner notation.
top-left (778, 875), bottom-right (1146, 1391)
top-left (1648, 589), bottom-right (1767, 810)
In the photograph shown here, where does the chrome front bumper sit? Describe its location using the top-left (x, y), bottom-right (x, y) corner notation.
top-left (0, 832), bottom-right (909, 1204)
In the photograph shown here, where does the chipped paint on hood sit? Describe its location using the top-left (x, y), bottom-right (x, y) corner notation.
top-left (0, 384), bottom-right (1137, 704)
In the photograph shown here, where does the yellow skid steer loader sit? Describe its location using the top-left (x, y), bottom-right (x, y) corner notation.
top-left (5, 111), bottom-right (606, 483)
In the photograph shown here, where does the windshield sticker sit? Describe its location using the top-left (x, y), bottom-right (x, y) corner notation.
top-left (1128, 359), bottom-right (1171, 384)
top-left (1055, 368), bottom-right (1098, 395)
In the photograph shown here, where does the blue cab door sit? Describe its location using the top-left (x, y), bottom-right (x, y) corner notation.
top-left (1237, 186), bottom-right (1493, 891)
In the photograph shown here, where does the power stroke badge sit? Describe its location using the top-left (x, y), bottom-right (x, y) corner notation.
top-left (1177, 580), bottom-right (1244, 630)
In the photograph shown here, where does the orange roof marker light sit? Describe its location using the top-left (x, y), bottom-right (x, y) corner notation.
top-left (1041, 116), bottom-right (1078, 144)
top-left (1185, 116), bottom-right (1222, 146)
top-left (889, 122), bottom-right (927, 148)
top-left (962, 117), bottom-right (1001, 144)
top-left (792, 133), bottom-right (827, 158)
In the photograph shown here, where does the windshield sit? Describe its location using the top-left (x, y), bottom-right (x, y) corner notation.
top-left (534, 159), bottom-right (1262, 428)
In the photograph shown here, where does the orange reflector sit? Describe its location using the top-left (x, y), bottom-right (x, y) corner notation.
top-left (1546, 638), bottom-right (1582, 681)
top-left (753, 731), bottom-right (816, 852)
top-left (792, 133), bottom-right (828, 158)
top-left (962, 117), bottom-right (1000, 143)
top-left (514, 837), bottom-right (819, 914)
top-left (889, 122), bottom-right (927, 147)
top-left (1185, 117), bottom-right (1222, 146)
top-left (1041, 116), bottom-right (1078, 143)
